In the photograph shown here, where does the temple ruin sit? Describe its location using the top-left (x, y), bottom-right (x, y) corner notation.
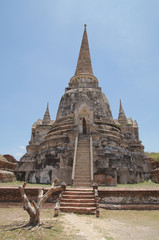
top-left (16, 25), bottom-right (151, 186)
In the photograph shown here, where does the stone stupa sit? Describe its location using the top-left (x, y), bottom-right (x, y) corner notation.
top-left (16, 25), bottom-right (151, 186)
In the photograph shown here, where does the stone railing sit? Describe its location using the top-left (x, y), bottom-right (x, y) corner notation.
top-left (72, 136), bottom-right (78, 182)
top-left (93, 183), bottom-right (99, 217)
top-left (90, 136), bottom-right (93, 182)
top-left (54, 182), bottom-right (66, 217)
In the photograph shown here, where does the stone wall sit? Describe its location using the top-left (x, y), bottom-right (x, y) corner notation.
top-left (151, 160), bottom-right (159, 183)
top-left (151, 169), bottom-right (159, 183)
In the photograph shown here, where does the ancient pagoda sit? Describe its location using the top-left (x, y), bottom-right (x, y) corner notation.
top-left (16, 25), bottom-right (150, 186)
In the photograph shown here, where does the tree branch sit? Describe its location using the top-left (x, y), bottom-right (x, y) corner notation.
top-left (38, 178), bottom-right (59, 207)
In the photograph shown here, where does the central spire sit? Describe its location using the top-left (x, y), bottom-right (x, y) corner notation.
top-left (75, 24), bottom-right (93, 76)
top-left (68, 25), bottom-right (99, 90)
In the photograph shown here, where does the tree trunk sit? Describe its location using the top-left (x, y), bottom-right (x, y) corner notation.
top-left (19, 178), bottom-right (61, 226)
top-left (28, 210), bottom-right (40, 226)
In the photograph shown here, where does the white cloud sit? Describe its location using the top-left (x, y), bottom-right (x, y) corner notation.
top-left (20, 146), bottom-right (25, 150)
top-left (15, 152), bottom-right (23, 157)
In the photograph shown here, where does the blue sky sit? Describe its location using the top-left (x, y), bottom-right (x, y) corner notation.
top-left (0, 0), bottom-right (159, 160)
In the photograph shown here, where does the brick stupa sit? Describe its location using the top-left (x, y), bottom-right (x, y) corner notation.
top-left (16, 25), bottom-right (151, 186)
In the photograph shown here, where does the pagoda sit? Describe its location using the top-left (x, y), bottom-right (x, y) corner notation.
top-left (16, 25), bottom-right (150, 186)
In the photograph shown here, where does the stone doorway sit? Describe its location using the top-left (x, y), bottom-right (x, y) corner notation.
top-left (75, 105), bottom-right (93, 135)
top-left (82, 117), bottom-right (87, 134)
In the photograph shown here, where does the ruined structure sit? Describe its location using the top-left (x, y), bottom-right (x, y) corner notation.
top-left (0, 155), bottom-right (17, 182)
top-left (16, 25), bottom-right (150, 186)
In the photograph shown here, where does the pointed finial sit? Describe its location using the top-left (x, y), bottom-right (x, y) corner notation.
top-left (46, 102), bottom-right (49, 112)
top-left (118, 99), bottom-right (127, 124)
top-left (75, 24), bottom-right (93, 76)
top-left (43, 102), bottom-right (51, 125)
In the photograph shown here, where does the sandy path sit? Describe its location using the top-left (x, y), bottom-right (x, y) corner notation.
top-left (60, 210), bottom-right (159, 240)
top-left (60, 213), bottom-right (106, 240)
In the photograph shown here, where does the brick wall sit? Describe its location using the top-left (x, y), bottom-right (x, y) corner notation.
top-left (99, 189), bottom-right (159, 210)
top-left (0, 187), bottom-right (62, 203)
top-left (0, 160), bottom-right (16, 171)
top-left (0, 187), bottom-right (159, 210)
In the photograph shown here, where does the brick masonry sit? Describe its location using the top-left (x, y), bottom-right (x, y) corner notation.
top-left (0, 187), bottom-right (61, 204)
top-left (0, 187), bottom-right (159, 210)
top-left (0, 160), bottom-right (16, 171)
top-left (99, 189), bottom-right (159, 210)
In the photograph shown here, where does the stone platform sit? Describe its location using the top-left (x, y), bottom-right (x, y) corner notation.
top-left (0, 187), bottom-right (159, 210)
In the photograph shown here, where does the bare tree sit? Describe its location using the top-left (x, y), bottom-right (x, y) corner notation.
top-left (19, 178), bottom-right (61, 226)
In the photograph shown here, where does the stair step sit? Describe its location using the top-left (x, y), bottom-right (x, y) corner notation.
top-left (78, 145), bottom-right (90, 147)
top-left (74, 136), bottom-right (91, 187)
top-left (65, 188), bottom-right (92, 192)
top-left (74, 180), bottom-right (91, 183)
top-left (75, 173), bottom-right (91, 176)
top-left (62, 191), bottom-right (93, 195)
top-left (60, 187), bottom-right (98, 216)
top-left (61, 198), bottom-right (94, 203)
top-left (74, 184), bottom-right (92, 187)
top-left (75, 171), bottom-right (90, 172)
top-left (74, 177), bottom-right (91, 180)
top-left (62, 194), bottom-right (94, 199)
top-left (60, 202), bottom-right (96, 207)
top-left (75, 159), bottom-right (90, 162)
top-left (76, 161), bottom-right (90, 163)
top-left (77, 149), bottom-right (90, 151)
top-left (75, 167), bottom-right (90, 170)
top-left (74, 176), bottom-right (91, 178)
top-left (60, 206), bottom-right (96, 214)
top-left (76, 151), bottom-right (89, 153)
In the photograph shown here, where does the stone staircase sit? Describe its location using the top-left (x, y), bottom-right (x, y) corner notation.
top-left (59, 188), bottom-right (97, 215)
top-left (73, 136), bottom-right (91, 187)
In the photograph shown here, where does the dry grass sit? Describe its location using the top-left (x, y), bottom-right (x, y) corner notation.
top-left (0, 208), bottom-right (76, 240)
top-left (0, 155), bottom-right (8, 162)
top-left (0, 208), bottom-right (159, 240)
top-left (0, 181), bottom-right (52, 188)
top-left (99, 180), bottom-right (159, 190)
top-left (0, 180), bottom-right (159, 190)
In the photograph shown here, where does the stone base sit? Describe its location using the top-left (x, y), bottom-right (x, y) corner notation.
top-left (151, 169), bottom-right (159, 183)
top-left (0, 170), bottom-right (15, 182)
top-left (117, 168), bottom-right (144, 184)
top-left (94, 168), bottom-right (117, 186)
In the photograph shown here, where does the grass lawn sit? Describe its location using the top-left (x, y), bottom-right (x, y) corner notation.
top-left (147, 152), bottom-right (159, 161)
top-left (0, 180), bottom-right (158, 190)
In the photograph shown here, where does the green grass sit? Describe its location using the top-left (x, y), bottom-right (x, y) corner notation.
top-left (146, 152), bottom-right (159, 161)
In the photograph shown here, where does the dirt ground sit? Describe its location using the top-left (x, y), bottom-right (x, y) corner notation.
top-left (0, 208), bottom-right (159, 240)
top-left (60, 210), bottom-right (159, 240)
